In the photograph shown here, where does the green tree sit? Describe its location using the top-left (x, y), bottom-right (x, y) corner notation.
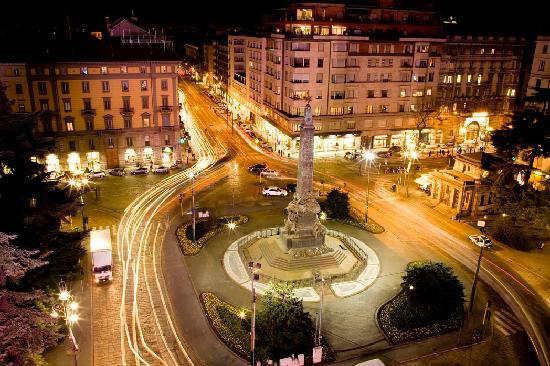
top-left (256, 282), bottom-right (315, 361)
top-left (491, 109), bottom-right (550, 188)
top-left (401, 261), bottom-right (465, 321)
top-left (0, 84), bottom-right (85, 288)
top-left (325, 189), bottom-right (350, 219)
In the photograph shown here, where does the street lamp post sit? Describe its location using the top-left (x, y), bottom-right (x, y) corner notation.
top-left (403, 150), bottom-right (418, 198)
top-left (469, 245), bottom-right (485, 313)
top-left (51, 281), bottom-right (79, 366)
top-left (248, 262), bottom-right (261, 366)
top-left (189, 172), bottom-right (196, 244)
top-left (362, 151), bottom-right (375, 223)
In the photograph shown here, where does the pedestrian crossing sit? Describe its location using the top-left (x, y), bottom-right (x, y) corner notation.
top-left (493, 309), bottom-right (524, 336)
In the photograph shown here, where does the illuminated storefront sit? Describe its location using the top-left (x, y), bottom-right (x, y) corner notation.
top-left (67, 152), bottom-right (81, 173)
top-left (46, 154), bottom-right (60, 172)
top-left (143, 147), bottom-right (154, 164)
top-left (373, 135), bottom-right (388, 148)
top-left (124, 149), bottom-right (137, 165)
top-left (461, 112), bottom-right (490, 145)
top-left (162, 147), bottom-right (173, 165)
top-left (86, 151), bottom-right (100, 172)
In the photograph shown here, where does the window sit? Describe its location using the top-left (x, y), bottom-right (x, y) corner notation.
top-left (144, 135), bottom-right (151, 146)
top-left (535, 79), bottom-right (542, 88)
top-left (330, 91), bottom-right (345, 99)
top-left (456, 74), bottom-right (462, 83)
top-left (83, 98), bottom-right (92, 110)
top-left (332, 26), bottom-right (346, 35)
top-left (543, 45), bottom-right (548, 54)
top-left (18, 104), bottom-right (25, 112)
top-left (121, 66), bottom-right (127, 73)
top-left (38, 82), bottom-right (47, 95)
top-left (379, 105), bottom-right (388, 113)
top-left (317, 58), bottom-right (324, 68)
top-left (381, 90), bottom-right (388, 98)
top-left (331, 74), bottom-right (345, 83)
top-left (102, 81), bottom-right (110, 92)
top-left (63, 99), bottom-right (72, 112)
top-left (142, 115), bottom-right (151, 127)
top-left (162, 114), bottom-right (170, 126)
top-left (316, 73), bottom-right (323, 83)
top-left (329, 107), bottom-right (344, 115)
top-left (82, 81), bottom-right (90, 93)
top-left (89, 139), bottom-right (96, 150)
top-left (107, 137), bottom-right (114, 147)
top-left (367, 90), bottom-right (375, 98)
top-left (490, 48), bottom-right (495, 55)
top-left (121, 80), bottom-right (129, 92)
top-left (161, 79), bottom-right (168, 90)
top-left (126, 137), bottom-right (133, 147)
top-left (400, 88), bottom-right (406, 97)
top-left (61, 82), bottom-right (70, 94)
top-left (13, 68), bottom-right (20, 76)
top-left (65, 119), bottom-right (74, 131)
top-left (15, 84), bottom-right (23, 94)
top-left (426, 88), bottom-right (432, 96)
top-left (365, 105), bottom-right (374, 114)
top-left (140, 66), bottom-right (147, 73)
top-left (346, 106), bottom-right (354, 114)
top-left (297, 8), bottom-right (313, 20)
top-left (103, 97), bottom-right (111, 110)
top-left (467, 74), bottom-right (472, 83)
top-left (142, 96), bottom-right (149, 109)
top-left (40, 100), bottom-right (49, 111)
top-left (85, 117), bottom-right (94, 130)
top-left (101, 66), bottom-right (107, 74)
top-left (161, 65), bottom-right (168, 73)
top-left (122, 97), bottom-right (131, 110)
top-left (124, 116), bottom-right (132, 129)
top-left (161, 95), bottom-right (169, 106)
top-left (538, 60), bottom-right (546, 72)
top-left (81, 67), bottom-right (88, 75)
top-left (104, 115), bottom-right (114, 129)
top-left (399, 104), bottom-right (405, 112)
top-left (69, 141), bottom-right (77, 151)
top-left (347, 121), bottom-right (356, 129)
top-left (140, 80), bottom-right (148, 91)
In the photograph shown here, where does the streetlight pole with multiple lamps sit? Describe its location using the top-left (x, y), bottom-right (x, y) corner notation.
top-left (50, 281), bottom-right (80, 366)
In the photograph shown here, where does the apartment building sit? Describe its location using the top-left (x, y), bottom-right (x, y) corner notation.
top-left (0, 45), bottom-right (181, 172)
top-left (437, 35), bottom-right (528, 147)
top-left (228, 2), bottom-right (446, 156)
top-left (527, 36), bottom-right (550, 96)
top-left (226, 2), bottom-right (530, 156)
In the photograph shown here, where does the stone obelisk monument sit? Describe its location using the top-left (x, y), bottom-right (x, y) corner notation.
top-left (281, 98), bottom-right (326, 250)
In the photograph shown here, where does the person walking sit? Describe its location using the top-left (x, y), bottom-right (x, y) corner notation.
top-left (429, 150), bottom-right (432, 158)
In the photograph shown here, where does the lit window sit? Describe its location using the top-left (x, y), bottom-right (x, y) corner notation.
top-left (331, 26), bottom-right (346, 36)
top-left (101, 66), bottom-right (107, 74)
top-left (426, 88), bottom-right (432, 96)
top-left (467, 74), bottom-right (472, 83)
top-left (81, 67), bottom-right (88, 75)
top-left (297, 8), bottom-right (313, 21)
top-left (121, 66), bottom-right (127, 73)
top-left (456, 74), bottom-right (462, 83)
top-left (477, 74), bottom-right (482, 85)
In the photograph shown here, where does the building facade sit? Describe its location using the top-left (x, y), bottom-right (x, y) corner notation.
top-left (1, 59), bottom-right (181, 172)
top-left (527, 36), bottom-right (550, 94)
top-left (226, 2), bottom-right (529, 157)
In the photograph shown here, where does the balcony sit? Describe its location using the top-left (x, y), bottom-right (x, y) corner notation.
top-left (120, 107), bottom-right (134, 115)
top-left (159, 105), bottom-right (173, 113)
top-left (80, 108), bottom-right (96, 116)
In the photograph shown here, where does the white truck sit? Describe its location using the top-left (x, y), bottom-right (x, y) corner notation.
top-left (90, 228), bottom-right (112, 283)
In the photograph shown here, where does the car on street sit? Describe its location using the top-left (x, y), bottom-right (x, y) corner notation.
top-left (131, 167), bottom-right (149, 175)
top-left (153, 166), bottom-right (170, 174)
top-left (109, 168), bottom-right (126, 176)
top-left (389, 146), bottom-right (402, 154)
top-left (261, 169), bottom-right (279, 178)
top-left (262, 186), bottom-right (288, 197)
top-left (286, 183), bottom-right (297, 192)
top-left (248, 163), bottom-right (268, 173)
top-left (469, 235), bottom-right (493, 248)
top-left (89, 171), bottom-right (106, 178)
top-left (376, 150), bottom-right (391, 158)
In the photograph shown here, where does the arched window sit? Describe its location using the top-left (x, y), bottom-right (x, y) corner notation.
top-left (104, 115), bottom-right (114, 130)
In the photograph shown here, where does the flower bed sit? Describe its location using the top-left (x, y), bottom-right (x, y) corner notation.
top-left (176, 215), bottom-right (249, 256)
top-left (330, 217), bottom-right (385, 234)
top-left (378, 292), bottom-right (463, 344)
top-left (200, 292), bottom-right (250, 359)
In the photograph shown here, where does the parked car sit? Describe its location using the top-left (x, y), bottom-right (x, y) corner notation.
top-left (248, 163), bottom-right (268, 173)
top-left (286, 183), bottom-right (297, 192)
top-left (109, 168), bottom-right (126, 176)
top-left (153, 166), bottom-right (170, 174)
top-left (388, 146), bottom-right (402, 154)
top-left (131, 167), bottom-right (149, 175)
top-left (46, 171), bottom-right (66, 181)
top-left (262, 186), bottom-right (288, 197)
top-left (261, 169), bottom-right (279, 178)
top-left (469, 235), bottom-right (493, 248)
top-left (376, 150), bottom-right (391, 158)
top-left (87, 170), bottom-right (106, 178)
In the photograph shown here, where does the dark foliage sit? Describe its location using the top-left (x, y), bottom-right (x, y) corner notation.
top-left (325, 189), bottom-right (350, 219)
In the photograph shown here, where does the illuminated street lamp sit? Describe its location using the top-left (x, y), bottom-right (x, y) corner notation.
top-left (362, 151), bottom-right (376, 223)
top-left (51, 281), bottom-right (79, 366)
top-left (248, 262), bottom-right (262, 366)
top-left (403, 149), bottom-right (419, 198)
top-left (189, 172), bottom-right (196, 244)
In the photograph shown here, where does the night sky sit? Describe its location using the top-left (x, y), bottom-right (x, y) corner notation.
top-left (1, 0), bottom-right (547, 34)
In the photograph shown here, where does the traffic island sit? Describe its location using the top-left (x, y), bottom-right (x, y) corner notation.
top-left (176, 215), bottom-right (249, 255)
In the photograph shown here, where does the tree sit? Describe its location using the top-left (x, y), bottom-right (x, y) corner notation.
top-left (325, 189), bottom-right (350, 219)
top-left (413, 96), bottom-right (441, 144)
top-left (491, 109), bottom-right (550, 188)
top-left (0, 233), bottom-right (62, 365)
top-left (524, 87), bottom-right (550, 114)
top-left (256, 282), bottom-right (315, 361)
top-left (401, 261), bottom-right (465, 321)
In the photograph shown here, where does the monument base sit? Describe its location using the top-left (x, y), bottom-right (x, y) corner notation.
top-left (282, 233), bottom-right (325, 250)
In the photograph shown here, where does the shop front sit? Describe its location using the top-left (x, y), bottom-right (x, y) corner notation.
top-left (124, 148), bottom-right (137, 166)
top-left (460, 112), bottom-right (491, 147)
top-left (86, 151), bottom-right (101, 172)
top-left (46, 153), bottom-right (61, 172)
top-left (162, 147), bottom-right (173, 165)
top-left (67, 152), bottom-right (81, 174)
top-left (143, 147), bottom-right (154, 165)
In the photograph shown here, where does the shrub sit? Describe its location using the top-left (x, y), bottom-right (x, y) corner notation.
top-left (325, 189), bottom-right (350, 219)
top-left (490, 220), bottom-right (537, 251)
